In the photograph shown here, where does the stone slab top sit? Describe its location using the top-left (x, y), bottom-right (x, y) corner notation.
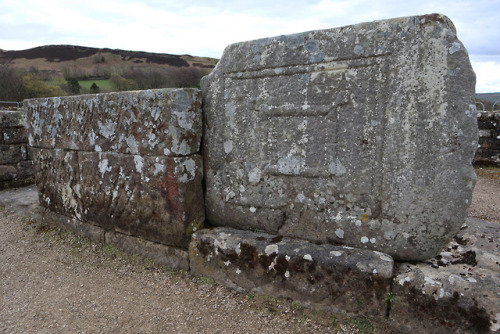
top-left (0, 110), bottom-right (26, 128)
top-left (24, 88), bottom-right (202, 157)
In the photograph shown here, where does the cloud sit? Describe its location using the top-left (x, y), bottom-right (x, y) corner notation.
top-left (0, 0), bottom-right (499, 91)
top-left (471, 55), bottom-right (500, 93)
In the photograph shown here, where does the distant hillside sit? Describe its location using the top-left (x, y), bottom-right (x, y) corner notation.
top-left (476, 93), bottom-right (500, 103)
top-left (0, 44), bottom-right (218, 77)
top-left (0, 45), bottom-right (218, 101)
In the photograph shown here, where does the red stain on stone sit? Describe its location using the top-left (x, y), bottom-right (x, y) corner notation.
top-left (158, 161), bottom-right (181, 220)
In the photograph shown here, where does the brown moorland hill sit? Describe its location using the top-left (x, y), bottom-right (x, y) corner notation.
top-left (0, 44), bottom-right (218, 77)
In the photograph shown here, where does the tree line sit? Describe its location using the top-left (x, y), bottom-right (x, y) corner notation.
top-left (0, 60), bottom-right (211, 101)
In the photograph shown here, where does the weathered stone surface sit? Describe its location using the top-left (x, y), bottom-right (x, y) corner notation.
top-left (2, 127), bottom-right (28, 145)
top-left (25, 89), bottom-right (202, 156)
top-left (189, 227), bottom-right (393, 318)
top-left (390, 218), bottom-right (500, 333)
top-left (202, 14), bottom-right (478, 261)
top-left (0, 162), bottom-right (34, 190)
top-left (32, 148), bottom-right (204, 249)
top-left (0, 110), bottom-right (26, 128)
top-left (0, 110), bottom-right (34, 190)
top-left (31, 148), bottom-right (81, 217)
top-left (0, 145), bottom-right (28, 165)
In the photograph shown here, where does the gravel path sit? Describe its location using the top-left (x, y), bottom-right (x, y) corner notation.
top-left (0, 208), bottom-right (362, 334)
top-left (1, 168), bottom-right (498, 334)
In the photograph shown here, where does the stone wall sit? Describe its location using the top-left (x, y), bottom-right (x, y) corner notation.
top-left (24, 89), bottom-right (204, 269)
top-left (0, 110), bottom-right (34, 190)
top-left (475, 111), bottom-right (500, 166)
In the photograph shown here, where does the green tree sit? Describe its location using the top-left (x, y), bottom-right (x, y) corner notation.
top-left (22, 73), bottom-right (67, 98)
top-left (90, 82), bottom-right (100, 94)
top-left (66, 78), bottom-right (81, 94)
top-left (110, 74), bottom-right (138, 91)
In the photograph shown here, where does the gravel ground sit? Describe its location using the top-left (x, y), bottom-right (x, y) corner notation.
top-left (468, 168), bottom-right (500, 223)
top-left (1, 168), bottom-right (498, 334)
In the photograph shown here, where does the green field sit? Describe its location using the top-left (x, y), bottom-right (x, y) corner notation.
top-left (78, 79), bottom-right (112, 91)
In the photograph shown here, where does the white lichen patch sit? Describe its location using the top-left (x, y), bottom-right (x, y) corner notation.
top-left (265, 244), bottom-right (279, 256)
top-left (98, 158), bottom-right (112, 178)
top-left (98, 120), bottom-right (117, 139)
top-left (134, 155), bottom-right (144, 174)
top-left (399, 276), bottom-right (411, 286)
top-left (249, 206), bottom-right (256, 213)
top-left (175, 158), bottom-right (197, 183)
top-left (335, 228), bottom-right (344, 238)
top-left (224, 140), bottom-right (233, 154)
top-left (330, 250), bottom-right (343, 257)
top-left (285, 270), bottom-right (290, 278)
top-left (361, 236), bottom-right (369, 244)
top-left (449, 42), bottom-right (461, 54)
top-left (303, 254), bottom-right (313, 261)
top-left (423, 277), bottom-right (445, 300)
top-left (492, 313), bottom-right (500, 332)
top-left (248, 168), bottom-right (262, 184)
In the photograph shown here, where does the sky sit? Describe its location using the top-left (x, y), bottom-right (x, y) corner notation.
top-left (0, 0), bottom-right (499, 93)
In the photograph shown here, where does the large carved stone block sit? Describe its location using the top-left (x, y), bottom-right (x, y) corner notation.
top-left (26, 89), bottom-right (204, 249)
top-left (202, 14), bottom-right (478, 260)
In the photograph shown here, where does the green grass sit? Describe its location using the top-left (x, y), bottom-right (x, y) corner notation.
top-left (78, 79), bottom-right (112, 90)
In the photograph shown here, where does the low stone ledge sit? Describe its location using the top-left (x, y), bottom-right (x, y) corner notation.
top-left (390, 218), bottom-right (500, 333)
top-left (189, 227), bottom-right (394, 318)
top-left (106, 231), bottom-right (189, 271)
top-left (39, 209), bottom-right (190, 271)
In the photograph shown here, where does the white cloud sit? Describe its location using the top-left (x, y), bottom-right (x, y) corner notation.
top-left (471, 56), bottom-right (500, 93)
top-left (0, 0), bottom-right (499, 91)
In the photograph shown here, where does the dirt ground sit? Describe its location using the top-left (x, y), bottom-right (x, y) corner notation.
top-left (468, 167), bottom-right (500, 223)
top-left (0, 168), bottom-right (498, 334)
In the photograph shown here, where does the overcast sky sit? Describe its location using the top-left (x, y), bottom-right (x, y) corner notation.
top-left (1, 0), bottom-right (499, 92)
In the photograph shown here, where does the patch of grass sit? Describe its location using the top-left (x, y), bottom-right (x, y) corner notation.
top-left (348, 316), bottom-right (374, 334)
top-left (385, 291), bottom-right (394, 303)
top-left (197, 276), bottom-right (216, 285)
top-left (0, 205), bottom-right (5, 212)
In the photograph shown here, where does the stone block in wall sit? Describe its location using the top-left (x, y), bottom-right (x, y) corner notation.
top-left (0, 110), bottom-right (26, 128)
top-left (0, 164), bottom-right (34, 190)
top-left (2, 127), bottom-right (28, 145)
top-left (202, 14), bottom-right (478, 261)
top-left (31, 148), bottom-right (81, 218)
top-left (190, 227), bottom-right (393, 318)
top-left (26, 89), bottom-right (204, 250)
top-left (0, 110), bottom-right (34, 190)
top-left (25, 89), bottom-right (201, 156)
top-left (0, 145), bottom-right (27, 165)
top-left (389, 219), bottom-right (500, 333)
top-left (474, 111), bottom-right (500, 166)
top-left (77, 151), bottom-right (204, 248)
